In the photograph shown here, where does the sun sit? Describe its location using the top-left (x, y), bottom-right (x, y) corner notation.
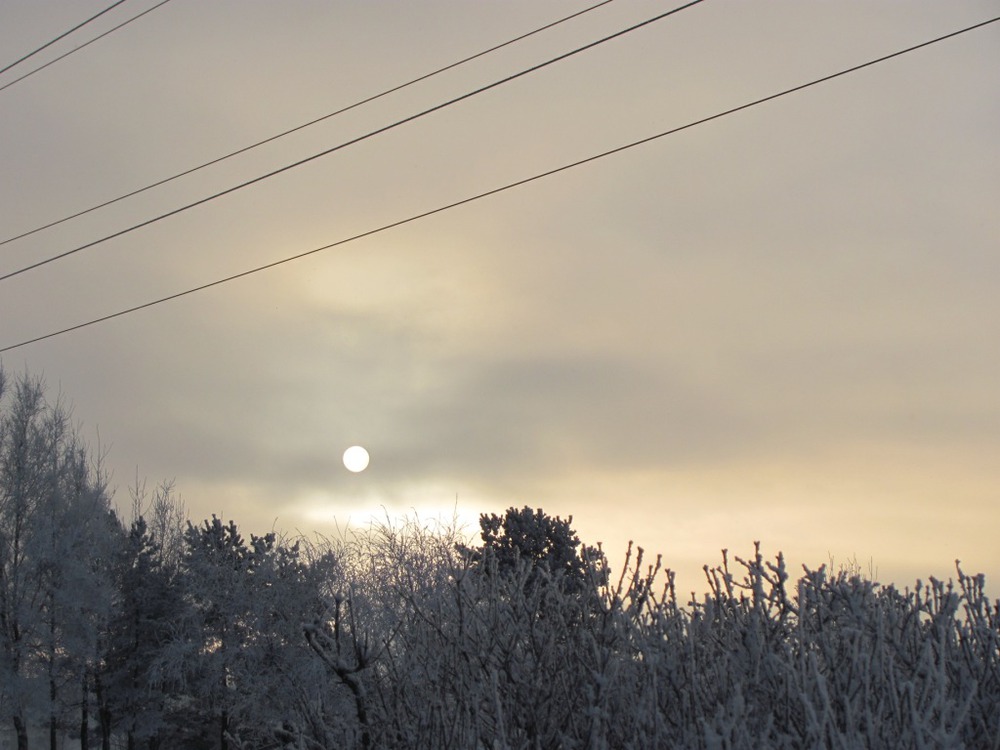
top-left (343, 445), bottom-right (370, 473)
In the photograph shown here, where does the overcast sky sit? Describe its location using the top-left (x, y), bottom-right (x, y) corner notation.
top-left (2, 0), bottom-right (998, 596)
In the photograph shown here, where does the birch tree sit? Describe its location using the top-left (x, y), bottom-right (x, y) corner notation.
top-left (0, 368), bottom-right (117, 750)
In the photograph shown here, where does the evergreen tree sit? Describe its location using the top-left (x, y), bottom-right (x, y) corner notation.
top-left (102, 515), bottom-right (186, 750)
top-left (460, 506), bottom-right (602, 595)
top-left (176, 517), bottom-right (329, 748)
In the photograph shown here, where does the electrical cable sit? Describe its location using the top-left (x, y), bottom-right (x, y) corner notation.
top-left (2, 15), bottom-right (994, 355)
top-left (0, 0), bottom-right (175, 95)
top-left (0, 0), bottom-right (615, 249)
top-left (0, 0), bottom-right (705, 283)
top-left (0, 0), bottom-right (130, 77)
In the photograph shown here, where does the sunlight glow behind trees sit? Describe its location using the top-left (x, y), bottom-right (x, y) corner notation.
top-left (2, 369), bottom-right (998, 748)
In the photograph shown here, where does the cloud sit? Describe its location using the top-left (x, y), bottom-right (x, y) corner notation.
top-left (2, 1), bottom-right (998, 599)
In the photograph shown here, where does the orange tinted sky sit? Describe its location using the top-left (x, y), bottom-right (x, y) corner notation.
top-left (2, 0), bottom-right (998, 596)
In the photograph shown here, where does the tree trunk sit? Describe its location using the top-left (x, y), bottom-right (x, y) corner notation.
top-left (220, 710), bottom-right (230, 750)
top-left (94, 671), bottom-right (112, 750)
top-left (49, 670), bottom-right (58, 750)
top-left (47, 602), bottom-right (59, 750)
top-left (13, 714), bottom-right (29, 750)
top-left (81, 670), bottom-right (90, 750)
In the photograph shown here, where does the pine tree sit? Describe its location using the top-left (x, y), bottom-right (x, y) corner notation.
top-left (459, 506), bottom-right (603, 595)
top-left (102, 515), bottom-right (186, 750)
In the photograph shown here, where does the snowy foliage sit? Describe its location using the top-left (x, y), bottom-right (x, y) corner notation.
top-left (294, 516), bottom-right (1000, 750)
top-left (0, 370), bottom-right (117, 750)
top-left (457, 506), bottom-right (601, 594)
top-left (2, 369), bottom-right (999, 749)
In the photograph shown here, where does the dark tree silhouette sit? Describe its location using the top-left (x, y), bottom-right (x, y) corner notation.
top-left (459, 506), bottom-right (603, 594)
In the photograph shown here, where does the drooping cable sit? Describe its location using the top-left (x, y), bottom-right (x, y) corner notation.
top-left (0, 0), bottom-right (615, 249)
top-left (2, 15), bottom-right (994, 355)
top-left (0, 0), bottom-right (130, 77)
top-left (0, 0), bottom-right (175, 94)
top-left (0, 0), bottom-right (705, 283)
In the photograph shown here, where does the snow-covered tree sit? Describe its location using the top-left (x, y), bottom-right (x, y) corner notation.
top-left (5, 366), bottom-right (1000, 748)
top-left (0, 368), bottom-right (117, 750)
top-left (295, 515), bottom-right (1000, 749)
top-left (167, 517), bottom-right (336, 749)
top-left (101, 514), bottom-right (187, 750)
top-left (0, 369), bottom-right (48, 750)
top-left (459, 506), bottom-right (603, 596)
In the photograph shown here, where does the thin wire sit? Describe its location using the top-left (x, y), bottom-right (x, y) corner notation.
top-left (0, 0), bottom-right (130, 77)
top-left (0, 0), bottom-right (175, 94)
top-left (3, 15), bottom-right (995, 355)
top-left (0, 0), bottom-right (705, 283)
top-left (0, 0), bottom-right (616, 248)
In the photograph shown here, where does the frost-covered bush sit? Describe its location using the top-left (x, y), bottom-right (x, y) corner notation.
top-left (303, 518), bottom-right (999, 750)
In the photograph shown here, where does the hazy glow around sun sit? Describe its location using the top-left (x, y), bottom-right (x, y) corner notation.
top-left (343, 445), bottom-right (370, 473)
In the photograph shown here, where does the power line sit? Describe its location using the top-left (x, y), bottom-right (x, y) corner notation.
top-left (0, 0), bottom-right (705, 283)
top-left (0, 0), bottom-right (616, 250)
top-left (0, 0), bottom-right (130, 77)
top-left (0, 0), bottom-right (175, 95)
top-left (3, 15), bottom-right (995, 356)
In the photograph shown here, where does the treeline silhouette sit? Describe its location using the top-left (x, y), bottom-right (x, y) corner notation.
top-left (1, 368), bottom-right (998, 749)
